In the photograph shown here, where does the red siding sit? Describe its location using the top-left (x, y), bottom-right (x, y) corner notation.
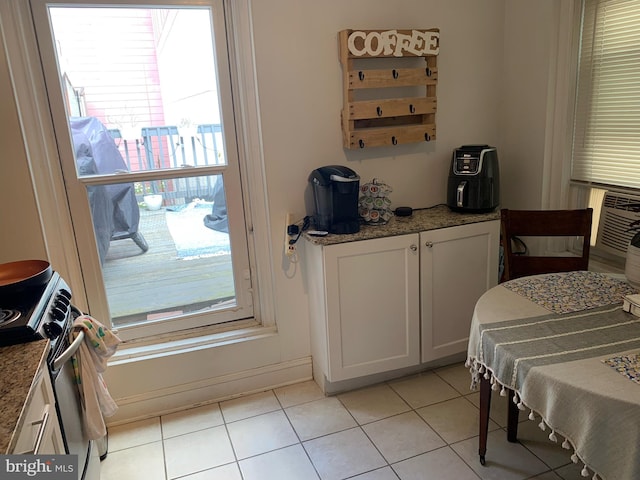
top-left (50, 7), bottom-right (167, 172)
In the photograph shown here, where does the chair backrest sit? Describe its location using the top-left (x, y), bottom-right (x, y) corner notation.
top-left (501, 208), bottom-right (593, 282)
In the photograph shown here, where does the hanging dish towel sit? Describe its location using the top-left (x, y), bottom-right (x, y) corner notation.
top-left (71, 314), bottom-right (122, 440)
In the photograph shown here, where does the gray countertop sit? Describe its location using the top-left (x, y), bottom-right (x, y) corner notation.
top-left (0, 340), bottom-right (49, 453)
top-left (302, 205), bottom-right (500, 246)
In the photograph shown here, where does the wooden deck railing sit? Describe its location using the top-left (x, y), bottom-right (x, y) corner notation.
top-left (109, 124), bottom-right (224, 202)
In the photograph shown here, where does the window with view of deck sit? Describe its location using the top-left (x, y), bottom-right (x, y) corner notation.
top-left (31, 1), bottom-right (256, 340)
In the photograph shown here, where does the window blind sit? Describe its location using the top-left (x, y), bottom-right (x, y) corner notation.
top-left (572, 0), bottom-right (640, 189)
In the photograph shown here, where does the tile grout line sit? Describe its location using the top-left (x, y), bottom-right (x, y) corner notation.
top-left (274, 387), bottom-right (324, 480)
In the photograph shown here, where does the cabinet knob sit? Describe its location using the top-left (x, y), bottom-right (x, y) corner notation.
top-left (410, 244), bottom-right (417, 252)
top-left (425, 241), bottom-right (433, 248)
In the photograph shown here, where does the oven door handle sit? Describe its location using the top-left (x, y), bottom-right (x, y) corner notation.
top-left (53, 330), bottom-right (85, 371)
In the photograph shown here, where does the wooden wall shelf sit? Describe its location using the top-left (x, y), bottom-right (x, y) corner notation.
top-left (339, 29), bottom-right (439, 149)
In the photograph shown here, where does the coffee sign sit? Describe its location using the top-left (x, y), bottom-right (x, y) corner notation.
top-left (347, 29), bottom-right (439, 58)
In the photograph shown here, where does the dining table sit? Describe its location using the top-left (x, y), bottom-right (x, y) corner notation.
top-left (466, 270), bottom-right (640, 480)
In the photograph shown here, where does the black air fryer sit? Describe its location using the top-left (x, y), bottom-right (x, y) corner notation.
top-left (447, 145), bottom-right (500, 213)
top-left (309, 165), bottom-right (360, 234)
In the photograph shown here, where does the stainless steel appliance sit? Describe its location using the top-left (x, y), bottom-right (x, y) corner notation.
top-left (447, 145), bottom-right (500, 213)
top-left (309, 165), bottom-right (361, 234)
top-left (0, 271), bottom-right (101, 480)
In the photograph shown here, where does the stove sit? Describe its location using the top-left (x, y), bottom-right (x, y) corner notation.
top-left (0, 308), bottom-right (21, 325)
top-left (0, 271), bottom-right (72, 349)
top-left (0, 270), bottom-right (101, 479)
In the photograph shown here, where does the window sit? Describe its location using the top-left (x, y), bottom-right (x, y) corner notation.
top-left (30, 1), bottom-right (258, 341)
top-left (572, 0), bottom-right (640, 190)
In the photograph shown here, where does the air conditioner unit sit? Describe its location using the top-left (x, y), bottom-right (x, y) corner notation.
top-left (595, 191), bottom-right (640, 258)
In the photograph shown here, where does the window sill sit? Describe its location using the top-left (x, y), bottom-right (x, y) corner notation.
top-left (109, 320), bottom-right (276, 364)
top-left (589, 252), bottom-right (625, 275)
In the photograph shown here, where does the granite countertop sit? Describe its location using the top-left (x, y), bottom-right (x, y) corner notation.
top-left (0, 340), bottom-right (49, 453)
top-left (303, 204), bottom-right (500, 246)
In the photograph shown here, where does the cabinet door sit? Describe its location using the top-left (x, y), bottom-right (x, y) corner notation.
top-left (324, 234), bottom-right (420, 381)
top-left (420, 221), bottom-right (499, 363)
top-left (12, 367), bottom-right (65, 455)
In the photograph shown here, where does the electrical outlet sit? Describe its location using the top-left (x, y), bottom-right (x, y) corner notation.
top-left (285, 213), bottom-right (297, 257)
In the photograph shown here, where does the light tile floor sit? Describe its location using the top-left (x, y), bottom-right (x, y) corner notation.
top-left (100, 362), bottom-right (591, 480)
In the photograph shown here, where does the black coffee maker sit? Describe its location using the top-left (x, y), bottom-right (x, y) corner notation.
top-left (309, 165), bottom-right (360, 234)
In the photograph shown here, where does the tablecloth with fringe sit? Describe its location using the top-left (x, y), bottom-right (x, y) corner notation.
top-left (467, 271), bottom-right (640, 480)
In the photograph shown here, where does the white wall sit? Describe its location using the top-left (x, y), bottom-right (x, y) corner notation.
top-left (499, 0), bottom-right (558, 210)
top-left (0, 0), bottom-right (577, 422)
top-left (0, 43), bottom-right (47, 263)
top-left (254, 0), bottom-right (505, 216)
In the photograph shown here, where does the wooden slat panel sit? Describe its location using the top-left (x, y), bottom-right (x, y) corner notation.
top-left (348, 67), bottom-right (438, 89)
top-left (346, 124), bottom-right (436, 149)
top-left (348, 97), bottom-right (436, 120)
top-left (354, 115), bottom-right (428, 129)
top-left (339, 30), bottom-right (356, 146)
top-left (339, 28), bottom-right (439, 149)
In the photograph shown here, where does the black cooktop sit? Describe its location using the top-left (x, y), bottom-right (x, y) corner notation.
top-left (0, 272), bottom-right (72, 346)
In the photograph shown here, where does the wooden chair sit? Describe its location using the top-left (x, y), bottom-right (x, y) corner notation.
top-left (479, 207), bottom-right (593, 465)
top-left (500, 208), bottom-right (593, 282)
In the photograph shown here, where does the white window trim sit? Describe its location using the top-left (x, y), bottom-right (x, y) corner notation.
top-left (0, 0), bottom-right (276, 338)
top-left (225, 0), bottom-right (276, 328)
top-left (542, 0), bottom-right (583, 210)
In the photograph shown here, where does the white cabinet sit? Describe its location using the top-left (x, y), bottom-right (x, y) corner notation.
top-left (306, 234), bottom-right (420, 383)
top-left (305, 219), bottom-right (499, 389)
top-left (420, 221), bottom-right (499, 362)
top-left (12, 366), bottom-right (65, 455)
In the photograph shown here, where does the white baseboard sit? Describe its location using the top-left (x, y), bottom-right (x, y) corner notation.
top-left (106, 357), bottom-right (313, 426)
